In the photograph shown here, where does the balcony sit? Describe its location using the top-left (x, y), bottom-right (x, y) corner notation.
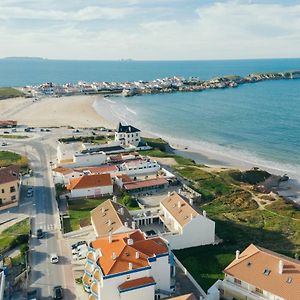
top-left (91, 281), bottom-right (99, 298)
top-left (223, 280), bottom-right (267, 300)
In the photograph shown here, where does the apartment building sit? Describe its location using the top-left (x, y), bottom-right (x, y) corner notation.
top-left (0, 165), bottom-right (20, 206)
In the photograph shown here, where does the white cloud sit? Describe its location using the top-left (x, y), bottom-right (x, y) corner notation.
top-left (0, 1), bottom-right (300, 59)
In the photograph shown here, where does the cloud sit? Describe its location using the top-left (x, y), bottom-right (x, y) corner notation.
top-left (0, 1), bottom-right (299, 60)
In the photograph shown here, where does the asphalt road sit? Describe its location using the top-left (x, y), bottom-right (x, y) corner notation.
top-left (0, 132), bottom-right (74, 299)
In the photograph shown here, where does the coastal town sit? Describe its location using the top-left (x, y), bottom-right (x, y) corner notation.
top-left (17, 70), bottom-right (300, 99)
top-left (0, 119), bottom-right (299, 300)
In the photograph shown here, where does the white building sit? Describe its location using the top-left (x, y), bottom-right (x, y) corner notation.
top-left (66, 173), bottom-right (113, 198)
top-left (82, 230), bottom-right (175, 300)
top-left (52, 165), bottom-right (118, 185)
top-left (207, 244), bottom-right (300, 300)
top-left (159, 192), bottom-right (215, 250)
top-left (115, 123), bottom-right (141, 147)
top-left (118, 158), bottom-right (160, 176)
top-left (57, 142), bottom-right (83, 163)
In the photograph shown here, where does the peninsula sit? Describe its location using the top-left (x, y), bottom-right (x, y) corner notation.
top-left (18, 70), bottom-right (300, 98)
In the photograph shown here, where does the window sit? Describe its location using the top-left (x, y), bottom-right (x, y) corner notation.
top-left (1, 189), bottom-right (4, 193)
top-left (11, 195), bottom-right (16, 201)
top-left (10, 186), bottom-right (16, 193)
top-left (126, 275), bottom-right (130, 280)
top-left (234, 278), bottom-right (241, 285)
top-left (255, 287), bottom-right (263, 294)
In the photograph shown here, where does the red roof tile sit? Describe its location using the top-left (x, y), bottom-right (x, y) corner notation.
top-left (119, 276), bottom-right (155, 291)
top-left (67, 174), bottom-right (112, 190)
top-left (0, 165), bottom-right (20, 185)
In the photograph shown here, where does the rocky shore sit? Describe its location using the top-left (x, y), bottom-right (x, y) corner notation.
top-left (19, 70), bottom-right (300, 98)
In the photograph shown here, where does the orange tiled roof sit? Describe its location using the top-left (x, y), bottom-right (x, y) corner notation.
top-left (52, 166), bottom-right (73, 175)
top-left (224, 244), bottom-right (300, 300)
top-left (67, 173), bottom-right (112, 190)
top-left (119, 276), bottom-right (155, 291)
top-left (90, 230), bottom-right (168, 276)
top-left (124, 178), bottom-right (168, 191)
top-left (161, 192), bottom-right (199, 227)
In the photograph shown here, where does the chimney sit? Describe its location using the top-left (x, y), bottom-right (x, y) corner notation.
top-left (128, 262), bottom-right (133, 270)
top-left (132, 221), bottom-right (136, 230)
top-left (177, 201), bottom-right (181, 209)
top-left (108, 232), bottom-right (112, 244)
top-left (189, 198), bottom-right (193, 206)
top-left (203, 210), bottom-right (207, 218)
top-left (135, 251), bottom-right (140, 259)
top-left (101, 207), bottom-right (105, 214)
top-left (178, 188), bottom-right (181, 194)
top-left (112, 252), bottom-right (117, 260)
top-left (190, 213), bottom-right (194, 220)
top-left (168, 191), bottom-right (171, 197)
top-left (127, 238), bottom-right (134, 246)
top-left (108, 219), bottom-right (112, 226)
top-left (278, 260), bottom-right (284, 274)
top-left (120, 207), bottom-right (124, 215)
top-left (236, 250), bottom-right (240, 260)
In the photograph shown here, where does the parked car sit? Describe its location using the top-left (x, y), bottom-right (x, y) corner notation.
top-left (3, 131), bottom-right (10, 134)
top-left (1, 142), bottom-right (8, 146)
top-left (71, 240), bottom-right (86, 250)
top-left (50, 253), bottom-right (59, 264)
top-left (36, 229), bottom-right (43, 239)
top-left (27, 190), bottom-right (33, 197)
top-left (52, 286), bottom-right (63, 299)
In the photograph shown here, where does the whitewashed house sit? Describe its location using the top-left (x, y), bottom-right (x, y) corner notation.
top-left (118, 158), bottom-right (160, 176)
top-left (66, 173), bottom-right (113, 198)
top-left (159, 192), bottom-right (215, 250)
top-left (207, 244), bottom-right (300, 300)
top-left (115, 123), bottom-right (141, 147)
top-left (82, 230), bottom-right (175, 300)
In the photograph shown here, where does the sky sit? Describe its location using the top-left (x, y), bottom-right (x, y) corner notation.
top-left (0, 0), bottom-right (300, 60)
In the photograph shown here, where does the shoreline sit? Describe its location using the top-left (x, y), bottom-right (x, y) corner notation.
top-left (94, 96), bottom-right (300, 204)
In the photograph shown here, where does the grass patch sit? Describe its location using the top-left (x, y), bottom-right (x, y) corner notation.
top-left (142, 137), bottom-right (169, 151)
top-left (64, 198), bottom-right (108, 232)
top-left (0, 87), bottom-right (24, 100)
top-left (0, 218), bottom-right (30, 255)
top-left (0, 135), bottom-right (28, 139)
top-left (0, 151), bottom-right (29, 170)
top-left (58, 135), bottom-right (112, 144)
top-left (119, 192), bottom-right (140, 210)
top-left (229, 169), bottom-right (271, 184)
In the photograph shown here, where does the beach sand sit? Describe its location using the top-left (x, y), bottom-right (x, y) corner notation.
top-left (0, 95), bottom-right (112, 128)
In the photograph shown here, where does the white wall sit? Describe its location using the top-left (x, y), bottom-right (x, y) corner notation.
top-left (162, 211), bottom-right (215, 250)
top-left (70, 185), bottom-right (113, 198)
top-left (115, 132), bottom-right (141, 147)
top-left (73, 152), bottom-right (106, 166)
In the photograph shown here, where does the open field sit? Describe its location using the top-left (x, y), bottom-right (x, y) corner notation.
top-left (0, 134), bottom-right (28, 139)
top-left (0, 87), bottom-right (24, 100)
top-left (0, 150), bottom-right (28, 168)
top-left (0, 218), bottom-right (30, 255)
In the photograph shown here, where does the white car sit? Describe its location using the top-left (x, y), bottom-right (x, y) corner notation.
top-left (50, 253), bottom-right (59, 264)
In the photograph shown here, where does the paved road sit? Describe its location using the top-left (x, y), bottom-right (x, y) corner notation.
top-left (1, 132), bottom-right (77, 299)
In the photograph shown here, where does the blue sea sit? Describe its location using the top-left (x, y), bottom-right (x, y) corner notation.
top-left (1, 58), bottom-right (300, 174)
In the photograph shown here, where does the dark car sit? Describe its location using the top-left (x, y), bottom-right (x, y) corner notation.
top-left (71, 240), bottom-right (86, 250)
top-left (36, 229), bottom-right (43, 239)
top-left (53, 286), bottom-right (63, 299)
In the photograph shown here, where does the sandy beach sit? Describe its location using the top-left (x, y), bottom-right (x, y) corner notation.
top-left (0, 95), bottom-right (112, 128)
top-left (1, 94), bottom-right (300, 203)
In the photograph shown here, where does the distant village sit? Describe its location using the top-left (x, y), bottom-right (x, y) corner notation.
top-left (19, 70), bottom-right (300, 98)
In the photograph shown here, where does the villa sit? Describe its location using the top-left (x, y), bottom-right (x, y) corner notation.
top-left (91, 199), bottom-right (135, 238)
top-left (115, 123), bottom-right (141, 147)
top-left (66, 173), bottom-right (113, 198)
top-left (82, 230), bottom-right (175, 300)
top-left (207, 244), bottom-right (300, 300)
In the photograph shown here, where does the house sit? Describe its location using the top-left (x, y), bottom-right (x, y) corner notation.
top-left (0, 165), bottom-right (20, 206)
top-left (159, 192), bottom-right (215, 249)
top-left (82, 230), bottom-right (175, 300)
top-left (115, 123), bottom-right (141, 147)
top-left (124, 178), bottom-right (169, 194)
top-left (207, 244), bottom-right (300, 300)
top-left (91, 199), bottom-right (134, 237)
top-left (66, 174), bottom-right (113, 198)
top-left (0, 120), bottom-right (17, 128)
top-left (52, 165), bottom-right (118, 184)
top-left (118, 158), bottom-right (160, 176)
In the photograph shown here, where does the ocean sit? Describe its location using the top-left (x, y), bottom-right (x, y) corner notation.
top-left (1, 58), bottom-right (300, 175)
